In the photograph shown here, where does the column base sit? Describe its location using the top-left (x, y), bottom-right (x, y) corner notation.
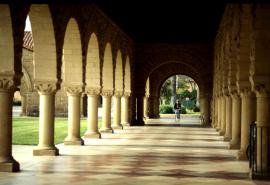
top-left (216, 128), bottom-right (220, 131)
top-left (0, 159), bottom-right (20, 172)
top-left (219, 130), bottom-right (225, 136)
top-left (121, 122), bottom-right (130, 127)
top-left (112, 124), bottom-right (123, 130)
top-left (84, 131), bottom-right (101, 139)
top-left (223, 135), bottom-right (232, 141)
top-left (33, 146), bottom-right (59, 156)
top-left (237, 149), bottom-right (248, 160)
top-left (99, 127), bottom-right (114, 133)
top-left (228, 141), bottom-right (240, 149)
top-left (64, 138), bottom-right (84, 145)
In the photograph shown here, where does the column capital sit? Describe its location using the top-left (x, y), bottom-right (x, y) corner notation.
top-left (230, 91), bottom-right (240, 99)
top-left (34, 81), bottom-right (57, 95)
top-left (85, 87), bottom-right (101, 96)
top-left (0, 76), bottom-right (15, 92)
top-left (228, 84), bottom-right (238, 95)
top-left (123, 91), bottom-right (131, 97)
top-left (114, 90), bottom-right (123, 97)
top-left (239, 87), bottom-right (253, 98)
top-left (250, 75), bottom-right (270, 98)
top-left (101, 89), bottom-right (113, 97)
top-left (65, 85), bottom-right (83, 96)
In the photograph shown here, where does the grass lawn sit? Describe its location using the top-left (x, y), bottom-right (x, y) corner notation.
top-left (12, 117), bottom-right (101, 145)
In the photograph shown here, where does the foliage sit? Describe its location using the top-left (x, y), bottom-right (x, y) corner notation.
top-left (160, 79), bottom-right (172, 104)
top-left (181, 107), bottom-right (187, 114)
top-left (13, 100), bottom-right (21, 106)
top-left (12, 117), bottom-right (101, 145)
top-left (193, 106), bottom-right (200, 112)
top-left (159, 104), bottom-right (174, 114)
top-left (160, 75), bottom-right (199, 111)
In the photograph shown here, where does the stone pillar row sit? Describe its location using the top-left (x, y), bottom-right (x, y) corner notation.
top-left (213, 88), bottom-right (255, 160)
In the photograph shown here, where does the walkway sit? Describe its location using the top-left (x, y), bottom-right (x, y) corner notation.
top-left (0, 118), bottom-right (269, 185)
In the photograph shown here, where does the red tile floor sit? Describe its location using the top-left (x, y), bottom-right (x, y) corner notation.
top-left (0, 117), bottom-right (269, 185)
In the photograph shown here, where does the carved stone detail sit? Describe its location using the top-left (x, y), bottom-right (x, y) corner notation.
top-left (123, 91), bottom-right (131, 96)
top-left (0, 77), bottom-right (15, 91)
top-left (65, 85), bottom-right (83, 96)
top-left (34, 81), bottom-right (57, 95)
top-left (101, 89), bottom-right (113, 97)
top-left (85, 87), bottom-right (101, 96)
top-left (114, 90), bottom-right (123, 97)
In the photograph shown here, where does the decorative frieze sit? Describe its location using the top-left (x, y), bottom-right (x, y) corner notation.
top-left (114, 90), bottom-right (123, 97)
top-left (34, 81), bottom-right (57, 95)
top-left (85, 87), bottom-right (101, 96)
top-left (101, 89), bottom-right (113, 97)
top-left (65, 85), bottom-right (83, 96)
top-left (0, 77), bottom-right (15, 91)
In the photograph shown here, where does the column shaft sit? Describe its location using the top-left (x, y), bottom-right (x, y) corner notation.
top-left (0, 89), bottom-right (20, 172)
top-left (229, 95), bottom-right (241, 149)
top-left (219, 96), bottom-right (226, 135)
top-left (112, 95), bottom-right (123, 129)
top-left (20, 95), bottom-right (27, 116)
top-left (255, 95), bottom-right (270, 172)
top-left (64, 93), bottom-right (84, 145)
top-left (224, 96), bottom-right (232, 141)
top-left (100, 95), bottom-right (113, 133)
top-left (121, 95), bottom-right (130, 126)
top-left (237, 91), bottom-right (255, 160)
top-left (216, 97), bottom-right (221, 131)
top-left (33, 92), bottom-right (59, 156)
top-left (84, 94), bottom-right (101, 138)
top-left (143, 96), bottom-right (149, 118)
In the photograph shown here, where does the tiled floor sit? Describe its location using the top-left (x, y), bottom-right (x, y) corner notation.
top-left (0, 117), bottom-right (269, 185)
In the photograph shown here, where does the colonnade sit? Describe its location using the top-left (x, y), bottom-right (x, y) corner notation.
top-left (212, 4), bottom-right (270, 175)
top-left (0, 4), bottom-right (132, 172)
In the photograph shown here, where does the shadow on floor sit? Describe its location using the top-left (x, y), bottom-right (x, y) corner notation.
top-left (146, 123), bottom-right (211, 128)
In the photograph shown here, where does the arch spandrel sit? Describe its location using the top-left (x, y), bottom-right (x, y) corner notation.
top-left (29, 5), bottom-right (57, 82)
top-left (86, 32), bottom-right (100, 88)
top-left (62, 18), bottom-right (83, 87)
top-left (0, 5), bottom-right (14, 76)
top-left (115, 50), bottom-right (123, 93)
top-left (124, 56), bottom-right (131, 93)
top-left (102, 42), bottom-right (113, 90)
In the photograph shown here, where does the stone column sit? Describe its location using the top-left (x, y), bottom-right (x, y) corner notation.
top-left (112, 91), bottom-right (123, 130)
top-left (121, 92), bottom-right (130, 126)
top-left (84, 87), bottom-right (101, 138)
top-left (33, 82), bottom-right (59, 156)
top-left (153, 95), bottom-right (160, 118)
top-left (229, 93), bottom-right (241, 149)
top-left (254, 88), bottom-right (270, 172)
top-left (219, 96), bottom-right (226, 136)
top-left (143, 95), bottom-right (149, 119)
top-left (216, 96), bottom-right (221, 131)
top-left (135, 93), bottom-right (145, 126)
top-left (200, 96), bottom-right (210, 126)
top-left (224, 95), bottom-right (232, 141)
top-left (237, 90), bottom-right (256, 160)
top-left (64, 86), bottom-right (84, 145)
top-left (0, 78), bottom-right (20, 172)
top-left (20, 94), bottom-right (27, 116)
top-left (100, 90), bottom-right (113, 133)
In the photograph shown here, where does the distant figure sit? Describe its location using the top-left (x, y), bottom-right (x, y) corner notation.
top-left (174, 99), bottom-right (181, 121)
